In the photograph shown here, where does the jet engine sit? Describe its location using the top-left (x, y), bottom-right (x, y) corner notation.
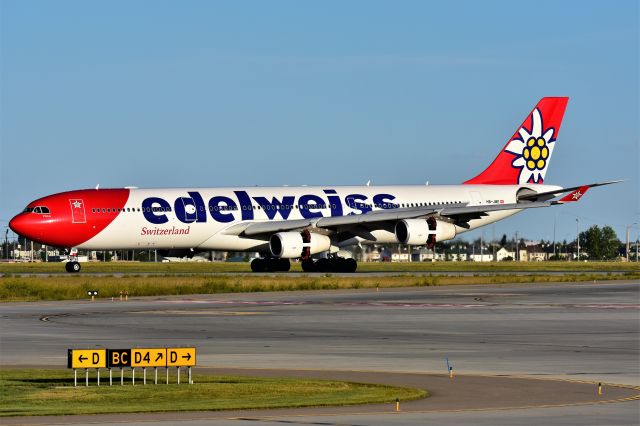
top-left (395, 218), bottom-right (456, 248)
top-left (269, 231), bottom-right (331, 259)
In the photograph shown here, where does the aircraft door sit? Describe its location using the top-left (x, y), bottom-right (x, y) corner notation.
top-left (469, 191), bottom-right (483, 206)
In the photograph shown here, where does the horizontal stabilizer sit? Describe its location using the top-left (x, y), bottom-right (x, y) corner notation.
top-left (519, 180), bottom-right (622, 202)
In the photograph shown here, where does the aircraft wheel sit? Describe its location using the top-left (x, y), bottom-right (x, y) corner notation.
top-left (251, 258), bottom-right (266, 272)
top-left (274, 258), bottom-right (290, 272)
top-left (344, 258), bottom-right (357, 273)
top-left (65, 261), bottom-right (81, 273)
top-left (301, 259), bottom-right (316, 273)
top-left (316, 258), bottom-right (330, 273)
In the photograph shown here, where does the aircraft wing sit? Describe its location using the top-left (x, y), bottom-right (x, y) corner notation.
top-left (230, 201), bottom-right (550, 238)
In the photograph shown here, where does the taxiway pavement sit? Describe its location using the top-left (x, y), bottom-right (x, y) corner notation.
top-left (1, 280), bottom-right (638, 425)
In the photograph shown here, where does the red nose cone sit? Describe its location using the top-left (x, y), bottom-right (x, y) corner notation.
top-left (9, 214), bottom-right (28, 237)
top-left (9, 213), bottom-right (45, 242)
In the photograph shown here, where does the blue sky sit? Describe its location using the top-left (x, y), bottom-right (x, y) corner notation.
top-left (1, 0), bottom-right (638, 244)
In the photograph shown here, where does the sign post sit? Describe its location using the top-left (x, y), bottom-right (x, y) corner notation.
top-left (167, 347), bottom-right (196, 385)
top-left (107, 349), bottom-right (131, 386)
top-left (69, 347), bottom-right (195, 386)
top-left (68, 349), bottom-right (107, 386)
top-left (131, 348), bottom-right (166, 386)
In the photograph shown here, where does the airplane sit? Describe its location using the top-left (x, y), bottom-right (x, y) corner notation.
top-left (9, 97), bottom-right (619, 273)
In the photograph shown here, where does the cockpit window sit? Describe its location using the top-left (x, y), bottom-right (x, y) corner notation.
top-left (26, 206), bottom-right (50, 214)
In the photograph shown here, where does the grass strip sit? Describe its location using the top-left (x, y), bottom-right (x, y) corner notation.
top-left (0, 368), bottom-right (425, 417)
top-left (1, 272), bottom-right (638, 302)
top-left (1, 261), bottom-right (638, 274)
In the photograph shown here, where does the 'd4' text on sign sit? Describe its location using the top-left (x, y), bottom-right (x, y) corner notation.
top-left (131, 348), bottom-right (166, 367)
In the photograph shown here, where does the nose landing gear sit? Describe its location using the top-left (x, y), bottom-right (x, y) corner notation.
top-left (65, 261), bottom-right (81, 273)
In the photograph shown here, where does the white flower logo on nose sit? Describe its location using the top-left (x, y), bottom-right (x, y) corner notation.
top-left (505, 108), bottom-right (555, 184)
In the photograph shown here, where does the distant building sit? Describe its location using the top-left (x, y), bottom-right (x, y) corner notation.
top-left (496, 247), bottom-right (515, 261)
top-left (448, 252), bottom-right (468, 262)
top-left (470, 254), bottom-right (493, 262)
top-left (517, 249), bottom-right (528, 261)
top-left (391, 253), bottom-right (411, 262)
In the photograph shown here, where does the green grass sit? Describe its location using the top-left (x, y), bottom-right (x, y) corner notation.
top-left (0, 369), bottom-right (425, 417)
top-left (0, 260), bottom-right (638, 274)
top-left (0, 271), bottom-right (638, 302)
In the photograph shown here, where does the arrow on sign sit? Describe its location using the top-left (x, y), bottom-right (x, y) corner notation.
top-left (79, 355), bottom-right (87, 362)
top-left (182, 353), bottom-right (192, 361)
top-left (155, 353), bottom-right (163, 362)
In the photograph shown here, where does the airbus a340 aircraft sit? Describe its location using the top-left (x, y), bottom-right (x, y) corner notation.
top-left (9, 97), bottom-right (618, 273)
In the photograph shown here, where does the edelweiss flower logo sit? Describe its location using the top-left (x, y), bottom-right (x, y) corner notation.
top-left (505, 108), bottom-right (555, 184)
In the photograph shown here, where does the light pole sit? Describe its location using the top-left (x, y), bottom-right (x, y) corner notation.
top-left (491, 225), bottom-right (496, 261)
top-left (576, 218), bottom-right (580, 261)
top-left (626, 223), bottom-right (637, 262)
top-left (553, 213), bottom-right (557, 258)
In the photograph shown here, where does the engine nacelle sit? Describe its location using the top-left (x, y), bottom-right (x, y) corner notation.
top-left (269, 231), bottom-right (331, 259)
top-left (395, 218), bottom-right (457, 248)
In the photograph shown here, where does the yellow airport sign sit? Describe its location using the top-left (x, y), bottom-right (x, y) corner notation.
top-left (67, 349), bottom-right (107, 369)
top-left (167, 347), bottom-right (196, 367)
top-left (131, 348), bottom-right (167, 367)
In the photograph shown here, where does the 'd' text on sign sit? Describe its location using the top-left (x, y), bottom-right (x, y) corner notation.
top-left (167, 348), bottom-right (196, 367)
top-left (67, 349), bottom-right (107, 369)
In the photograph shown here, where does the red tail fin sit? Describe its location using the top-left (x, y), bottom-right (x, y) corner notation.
top-left (464, 97), bottom-right (569, 185)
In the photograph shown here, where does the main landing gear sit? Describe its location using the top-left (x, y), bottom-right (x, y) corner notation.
top-left (301, 256), bottom-right (357, 273)
top-left (250, 257), bottom-right (291, 272)
top-left (65, 261), bottom-right (81, 273)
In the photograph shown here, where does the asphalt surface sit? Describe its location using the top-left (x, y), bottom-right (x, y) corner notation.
top-left (1, 269), bottom-right (635, 278)
top-left (1, 280), bottom-right (639, 425)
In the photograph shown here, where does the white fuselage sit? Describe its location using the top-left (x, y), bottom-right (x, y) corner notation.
top-left (78, 184), bottom-right (560, 252)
